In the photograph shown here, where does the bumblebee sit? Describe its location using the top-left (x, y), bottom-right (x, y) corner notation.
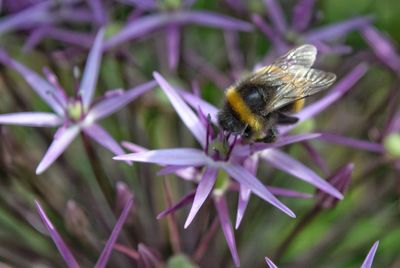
top-left (218, 44), bottom-right (336, 143)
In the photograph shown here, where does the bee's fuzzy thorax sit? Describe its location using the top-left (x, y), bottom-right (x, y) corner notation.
top-left (225, 87), bottom-right (263, 131)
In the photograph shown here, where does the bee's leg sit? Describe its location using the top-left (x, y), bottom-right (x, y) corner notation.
top-left (257, 127), bottom-right (278, 143)
top-left (277, 112), bottom-right (299, 125)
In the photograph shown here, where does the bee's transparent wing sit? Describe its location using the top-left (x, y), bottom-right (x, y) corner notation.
top-left (273, 44), bottom-right (317, 70)
top-left (248, 44), bottom-right (317, 86)
top-left (265, 66), bottom-right (337, 112)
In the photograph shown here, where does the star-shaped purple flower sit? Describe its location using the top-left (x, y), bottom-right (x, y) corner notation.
top-left (112, 68), bottom-right (369, 265)
top-left (0, 28), bottom-right (156, 174)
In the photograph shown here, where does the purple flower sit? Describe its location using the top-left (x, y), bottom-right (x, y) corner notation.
top-left (35, 198), bottom-right (133, 268)
top-left (104, 1), bottom-right (253, 70)
top-left (0, 29), bottom-right (156, 174)
top-left (361, 241), bottom-right (379, 268)
top-left (113, 72), bottom-right (355, 266)
top-left (253, 0), bottom-right (372, 55)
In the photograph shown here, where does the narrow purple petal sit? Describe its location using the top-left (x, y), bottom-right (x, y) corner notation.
top-left (235, 156), bottom-right (258, 229)
top-left (214, 195), bottom-right (240, 267)
top-left (267, 186), bottom-right (313, 199)
top-left (305, 16), bottom-right (373, 42)
top-left (279, 63), bottom-right (368, 135)
top-left (87, 81), bottom-right (156, 122)
top-left (177, 89), bottom-right (219, 124)
top-left (80, 28), bottom-right (105, 109)
top-left (265, 257), bottom-right (278, 268)
top-left (251, 14), bottom-right (288, 54)
top-left (157, 165), bottom-right (190, 176)
top-left (181, 10), bottom-right (253, 31)
top-left (235, 185), bottom-right (250, 229)
top-left (361, 26), bottom-right (400, 73)
top-left (104, 11), bottom-right (252, 50)
top-left (220, 162), bottom-right (295, 218)
top-left (251, 133), bottom-right (321, 153)
top-left (95, 198), bottom-right (133, 268)
top-left (153, 72), bottom-right (207, 147)
top-left (159, 165), bottom-right (197, 181)
top-left (184, 167), bottom-right (218, 228)
top-left (23, 27), bottom-right (95, 52)
top-left (121, 141), bottom-right (148, 153)
top-left (0, 1), bottom-right (53, 35)
top-left (122, 142), bottom-right (197, 181)
top-left (0, 50), bottom-right (66, 115)
top-left (167, 24), bottom-right (181, 70)
top-left (0, 112), bottom-right (62, 127)
top-left (83, 123), bottom-right (124, 156)
top-left (232, 133), bottom-right (320, 158)
top-left (292, 0), bottom-right (316, 32)
top-left (263, 0), bottom-right (287, 34)
top-left (318, 133), bottom-right (384, 153)
top-left (157, 190), bottom-right (195, 219)
top-left (103, 13), bottom-right (169, 50)
top-left (36, 125), bottom-right (80, 174)
top-left (35, 201), bottom-right (80, 268)
top-left (361, 241), bottom-right (379, 268)
top-left (260, 149), bottom-right (343, 199)
top-left (113, 148), bottom-right (210, 166)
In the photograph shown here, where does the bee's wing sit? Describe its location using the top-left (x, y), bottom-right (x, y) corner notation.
top-left (248, 44), bottom-right (318, 86)
top-left (273, 44), bottom-right (317, 70)
top-left (265, 66), bottom-right (337, 112)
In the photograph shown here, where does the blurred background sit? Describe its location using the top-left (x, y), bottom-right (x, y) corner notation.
top-left (0, 0), bottom-right (399, 267)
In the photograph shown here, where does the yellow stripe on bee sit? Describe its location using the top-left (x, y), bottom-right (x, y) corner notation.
top-left (292, 98), bottom-right (305, 112)
top-left (226, 87), bottom-right (262, 131)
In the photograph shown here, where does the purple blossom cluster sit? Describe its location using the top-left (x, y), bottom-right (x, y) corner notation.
top-left (0, 0), bottom-right (397, 267)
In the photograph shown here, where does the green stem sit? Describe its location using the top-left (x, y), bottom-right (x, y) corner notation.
top-left (81, 133), bottom-right (114, 207)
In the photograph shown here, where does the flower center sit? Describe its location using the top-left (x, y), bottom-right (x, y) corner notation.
top-left (67, 100), bottom-right (84, 121)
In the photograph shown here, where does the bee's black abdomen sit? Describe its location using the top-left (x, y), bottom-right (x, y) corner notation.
top-left (237, 84), bottom-right (267, 113)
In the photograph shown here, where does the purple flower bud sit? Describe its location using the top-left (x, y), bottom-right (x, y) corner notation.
top-left (316, 163), bottom-right (353, 209)
top-left (115, 182), bottom-right (135, 217)
top-left (64, 200), bottom-right (90, 238)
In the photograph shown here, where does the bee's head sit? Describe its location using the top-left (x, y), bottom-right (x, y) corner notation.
top-left (217, 105), bottom-right (247, 135)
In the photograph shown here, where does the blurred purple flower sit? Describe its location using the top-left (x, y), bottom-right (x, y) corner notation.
top-left (0, 29), bottom-right (156, 174)
top-left (35, 198), bottom-right (133, 268)
top-left (253, 0), bottom-right (372, 55)
top-left (361, 241), bottom-right (379, 268)
top-left (113, 72), bottom-right (352, 266)
top-left (0, 0), bottom-right (106, 50)
top-left (361, 26), bottom-right (400, 74)
top-left (104, 1), bottom-right (253, 70)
